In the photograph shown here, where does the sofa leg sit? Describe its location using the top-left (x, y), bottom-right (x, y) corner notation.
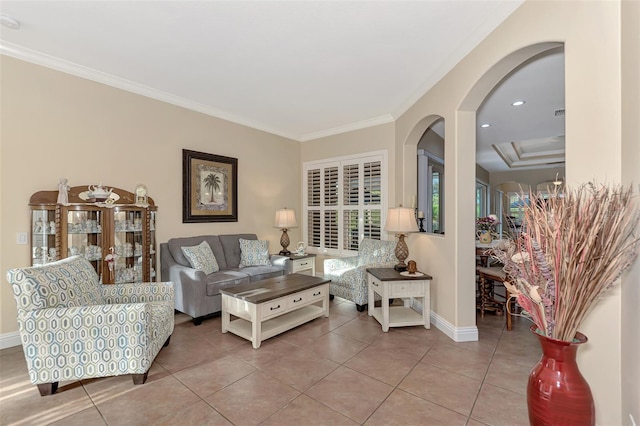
top-left (163, 335), bottom-right (171, 347)
top-left (329, 294), bottom-right (335, 301)
top-left (37, 382), bottom-right (58, 396)
top-left (132, 372), bottom-right (148, 385)
top-left (193, 317), bottom-right (203, 326)
top-left (356, 304), bottom-right (367, 312)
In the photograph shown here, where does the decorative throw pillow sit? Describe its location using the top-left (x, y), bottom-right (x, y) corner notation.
top-left (239, 238), bottom-right (270, 267)
top-left (181, 241), bottom-right (219, 274)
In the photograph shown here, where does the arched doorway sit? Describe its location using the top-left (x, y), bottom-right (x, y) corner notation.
top-left (463, 42), bottom-right (565, 332)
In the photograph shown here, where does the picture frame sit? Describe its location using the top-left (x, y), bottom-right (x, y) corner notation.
top-left (182, 149), bottom-right (238, 223)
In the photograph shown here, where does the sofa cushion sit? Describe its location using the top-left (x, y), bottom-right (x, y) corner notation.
top-left (181, 241), bottom-right (219, 274)
top-left (243, 266), bottom-right (285, 282)
top-left (167, 235), bottom-right (227, 270)
top-left (239, 238), bottom-right (271, 267)
top-left (219, 234), bottom-right (258, 268)
top-left (205, 270), bottom-right (251, 296)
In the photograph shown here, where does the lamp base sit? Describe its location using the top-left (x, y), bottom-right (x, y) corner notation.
top-left (279, 229), bottom-right (291, 256)
top-left (394, 264), bottom-right (408, 272)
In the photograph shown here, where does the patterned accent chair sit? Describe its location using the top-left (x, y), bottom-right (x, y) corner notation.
top-left (323, 238), bottom-right (398, 311)
top-left (6, 256), bottom-right (174, 396)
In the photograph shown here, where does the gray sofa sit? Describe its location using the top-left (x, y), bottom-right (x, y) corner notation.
top-left (160, 234), bottom-right (287, 325)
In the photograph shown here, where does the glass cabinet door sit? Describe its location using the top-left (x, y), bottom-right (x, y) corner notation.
top-left (113, 207), bottom-right (145, 284)
top-left (31, 208), bottom-right (56, 265)
top-left (65, 207), bottom-right (103, 280)
top-left (149, 209), bottom-right (157, 281)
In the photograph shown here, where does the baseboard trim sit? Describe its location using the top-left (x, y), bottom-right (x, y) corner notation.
top-left (430, 311), bottom-right (478, 342)
top-left (0, 331), bottom-right (22, 350)
top-left (2, 315), bottom-right (478, 348)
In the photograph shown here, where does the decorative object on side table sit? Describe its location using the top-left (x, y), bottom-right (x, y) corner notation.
top-left (296, 241), bottom-right (306, 256)
top-left (384, 206), bottom-right (419, 271)
top-left (274, 207), bottom-right (297, 255)
top-left (476, 214), bottom-right (499, 243)
top-left (489, 183), bottom-right (640, 426)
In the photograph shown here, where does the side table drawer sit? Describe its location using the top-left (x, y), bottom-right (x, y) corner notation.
top-left (369, 277), bottom-right (382, 295)
top-left (389, 281), bottom-right (424, 298)
top-left (292, 258), bottom-right (314, 273)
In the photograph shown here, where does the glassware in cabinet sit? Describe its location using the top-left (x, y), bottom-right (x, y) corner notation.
top-left (30, 206), bottom-right (57, 265)
top-left (112, 207), bottom-right (145, 284)
top-left (63, 206), bottom-right (104, 279)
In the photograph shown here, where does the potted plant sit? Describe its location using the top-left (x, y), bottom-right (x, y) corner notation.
top-left (476, 214), bottom-right (499, 243)
top-left (490, 183), bottom-right (639, 425)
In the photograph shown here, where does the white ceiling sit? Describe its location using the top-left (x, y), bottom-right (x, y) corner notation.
top-left (0, 1), bottom-right (565, 173)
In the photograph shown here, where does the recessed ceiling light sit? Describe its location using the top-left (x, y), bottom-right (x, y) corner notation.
top-left (512, 100), bottom-right (525, 106)
top-left (480, 124), bottom-right (491, 128)
top-left (0, 15), bottom-right (21, 30)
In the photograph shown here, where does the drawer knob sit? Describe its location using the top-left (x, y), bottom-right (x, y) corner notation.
top-left (312, 291), bottom-right (321, 296)
top-left (293, 297), bottom-right (303, 303)
top-left (270, 305), bottom-right (281, 311)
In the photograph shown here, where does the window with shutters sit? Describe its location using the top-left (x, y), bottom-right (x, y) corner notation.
top-left (303, 151), bottom-right (387, 256)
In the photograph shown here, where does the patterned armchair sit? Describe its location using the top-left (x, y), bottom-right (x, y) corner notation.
top-left (323, 238), bottom-right (397, 311)
top-left (6, 256), bottom-right (174, 396)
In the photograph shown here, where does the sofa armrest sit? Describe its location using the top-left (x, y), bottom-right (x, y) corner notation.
top-left (269, 254), bottom-right (288, 269)
top-left (101, 282), bottom-right (174, 305)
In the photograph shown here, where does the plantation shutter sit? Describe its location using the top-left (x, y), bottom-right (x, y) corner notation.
top-left (303, 152), bottom-right (386, 255)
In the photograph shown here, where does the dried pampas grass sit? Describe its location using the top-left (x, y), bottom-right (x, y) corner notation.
top-left (491, 183), bottom-right (640, 342)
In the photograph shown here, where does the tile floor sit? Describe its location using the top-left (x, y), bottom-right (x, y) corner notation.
top-left (0, 298), bottom-right (541, 425)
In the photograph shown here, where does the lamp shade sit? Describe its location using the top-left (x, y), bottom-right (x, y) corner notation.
top-left (384, 207), bottom-right (419, 234)
top-left (274, 209), bottom-right (298, 229)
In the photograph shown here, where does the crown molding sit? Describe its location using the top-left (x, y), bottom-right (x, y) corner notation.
top-left (0, 42), bottom-right (300, 142)
top-left (300, 114), bottom-right (395, 142)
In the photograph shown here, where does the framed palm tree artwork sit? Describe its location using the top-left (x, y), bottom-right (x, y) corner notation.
top-left (182, 149), bottom-right (238, 222)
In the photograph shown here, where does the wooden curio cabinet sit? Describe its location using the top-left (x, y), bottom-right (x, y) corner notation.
top-left (29, 185), bottom-right (157, 284)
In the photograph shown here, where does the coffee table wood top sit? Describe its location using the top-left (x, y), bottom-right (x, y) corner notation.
top-left (219, 274), bottom-right (330, 304)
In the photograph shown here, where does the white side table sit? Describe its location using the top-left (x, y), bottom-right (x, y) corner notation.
top-left (367, 267), bottom-right (432, 332)
top-left (286, 254), bottom-right (316, 276)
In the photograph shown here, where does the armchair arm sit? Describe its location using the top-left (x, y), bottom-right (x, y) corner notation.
top-left (101, 281), bottom-right (174, 305)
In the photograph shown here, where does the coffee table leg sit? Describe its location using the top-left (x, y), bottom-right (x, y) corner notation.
top-left (251, 304), bottom-right (262, 349)
top-left (221, 295), bottom-right (229, 333)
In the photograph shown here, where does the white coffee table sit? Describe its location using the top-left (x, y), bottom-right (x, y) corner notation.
top-left (220, 274), bottom-right (330, 348)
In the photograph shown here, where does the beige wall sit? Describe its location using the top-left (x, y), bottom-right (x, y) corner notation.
top-left (621, 0), bottom-right (640, 420)
top-left (391, 0), bottom-right (633, 423)
top-left (0, 56), bottom-right (301, 335)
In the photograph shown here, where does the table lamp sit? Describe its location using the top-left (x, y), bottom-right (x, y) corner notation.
top-left (384, 206), bottom-right (419, 271)
top-left (274, 208), bottom-right (298, 255)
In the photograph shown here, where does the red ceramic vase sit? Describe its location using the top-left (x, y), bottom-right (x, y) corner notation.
top-left (527, 325), bottom-right (595, 426)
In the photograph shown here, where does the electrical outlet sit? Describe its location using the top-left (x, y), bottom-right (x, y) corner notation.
top-left (16, 232), bottom-right (28, 245)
